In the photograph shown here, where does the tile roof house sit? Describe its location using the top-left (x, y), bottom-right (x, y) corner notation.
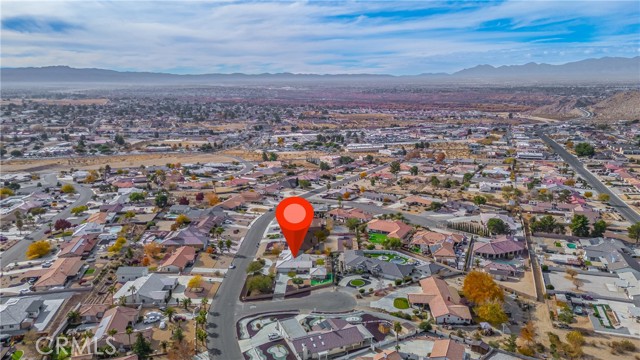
top-left (402, 195), bottom-right (434, 207)
top-left (33, 256), bottom-right (84, 291)
top-left (367, 219), bottom-right (413, 240)
top-left (473, 237), bottom-right (525, 259)
top-left (483, 261), bottom-right (518, 281)
top-left (159, 246), bottom-right (196, 273)
top-left (112, 274), bottom-right (177, 306)
top-left (430, 339), bottom-right (468, 360)
top-left (432, 240), bottom-right (458, 266)
top-left (340, 250), bottom-right (416, 280)
top-left (280, 316), bottom-right (374, 359)
top-left (58, 234), bottom-right (99, 258)
top-left (160, 226), bottom-right (209, 249)
top-left (364, 349), bottom-right (404, 360)
top-left (93, 306), bottom-right (151, 348)
top-left (407, 277), bottom-right (472, 325)
top-left (327, 207), bottom-right (373, 223)
top-left (0, 297), bottom-right (43, 334)
top-left (78, 304), bottom-right (109, 323)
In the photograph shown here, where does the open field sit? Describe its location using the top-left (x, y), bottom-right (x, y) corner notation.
top-left (1, 152), bottom-right (238, 173)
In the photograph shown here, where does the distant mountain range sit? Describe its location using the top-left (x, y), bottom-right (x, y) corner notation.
top-left (2, 56), bottom-right (639, 85)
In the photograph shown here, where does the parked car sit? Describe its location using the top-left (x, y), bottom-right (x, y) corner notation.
top-left (143, 316), bottom-right (160, 324)
top-left (159, 321), bottom-right (167, 330)
top-left (229, 264), bottom-right (236, 269)
top-left (268, 333), bottom-right (281, 341)
top-left (173, 315), bottom-right (187, 322)
top-left (581, 294), bottom-right (594, 301)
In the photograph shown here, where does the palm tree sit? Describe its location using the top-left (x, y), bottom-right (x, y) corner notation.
top-left (201, 298), bottom-right (209, 312)
top-left (195, 311), bottom-right (207, 351)
top-left (181, 297), bottom-right (192, 310)
top-left (126, 327), bottom-right (133, 348)
top-left (128, 285), bottom-right (137, 304)
top-left (107, 285), bottom-right (117, 305)
top-left (108, 328), bottom-right (118, 337)
top-left (393, 321), bottom-right (402, 349)
top-left (164, 307), bottom-right (176, 323)
top-left (67, 310), bottom-right (80, 324)
top-left (160, 340), bottom-right (169, 353)
top-left (119, 296), bottom-right (127, 306)
top-left (196, 328), bottom-right (207, 351)
top-left (215, 226), bottom-right (224, 240)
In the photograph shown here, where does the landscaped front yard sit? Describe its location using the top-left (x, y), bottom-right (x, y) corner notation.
top-left (365, 252), bottom-right (409, 264)
top-left (311, 274), bottom-right (333, 286)
top-left (369, 233), bottom-right (388, 244)
top-left (393, 297), bottom-right (410, 309)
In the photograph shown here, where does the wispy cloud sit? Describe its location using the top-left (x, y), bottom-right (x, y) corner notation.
top-left (1, 0), bottom-right (638, 74)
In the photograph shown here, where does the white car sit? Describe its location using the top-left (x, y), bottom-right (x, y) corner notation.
top-left (229, 264), bottom-right (236, 269)
top-left (143, 316), bottom-right (160, 324)
top-left (159, 321), bottom-right (167, 330)
top-left (268, 333), bottom-right (281, 341)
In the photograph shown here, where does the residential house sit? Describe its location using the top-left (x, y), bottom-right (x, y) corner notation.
top-left (483, 261), bottom-right (518, 281)
top-left (407, 277), bottom-right (472, 325)
top-left (473, 237), bottom-right (525, 259)
top-left (78, 304), bottom-right (109, 323)
top-left (340, 250), bottom-right (416, 280)
top-left (279, 316), bottom-right (374, 359)
top-left (32, 256), bottom-right (84, 291)
top-left (115, 266), bottom-right (149, 283)
top-left (159, 246), bottom-right (196, 273)
top-left (367, 219), bottom-right (413, 241)
top-left (430, 339), bottom-right (468, 360)
top-left (58, 234), bottom-right (99, 258)
top-left (93, 306), bottom-right (151, 349)
top-left (0, 297), bottom-right (44, 334)
top-left (112, 274), bottom-right (178, 306)
top-left (327, 207), bottom-right (373, 223)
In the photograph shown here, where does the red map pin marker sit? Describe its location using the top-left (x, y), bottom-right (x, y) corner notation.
top-left (275, 197), bottom-right (314, 258)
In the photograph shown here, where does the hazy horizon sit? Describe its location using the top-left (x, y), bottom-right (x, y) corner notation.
top-left (2, 1), bottom-right (639, 75)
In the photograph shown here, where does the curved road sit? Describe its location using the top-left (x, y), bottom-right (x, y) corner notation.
top-left (538, 132), bottom-right (640, 224)
top-left (206, 164), bottom-right (387, 360)
top-left (0, 174), bottom-right (94, 266)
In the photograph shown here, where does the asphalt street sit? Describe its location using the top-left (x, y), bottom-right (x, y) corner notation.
top-left (206, 164), bottom-right (387, 360)
top-left (538, 132), bottom-right (640, 224)
top-left (1, 174), bottom-right (94, 266)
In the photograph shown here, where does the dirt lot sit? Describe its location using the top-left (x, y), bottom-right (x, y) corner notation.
top-left (1, 153), bottom-right (238, 173)
top-left (184, 281), bottom-right (220, 300)
top-left (531, 302), bottom-right (640, 360)
top-left (194, 253), bottom-right (234, 271)
top-left (496, 269), bottom-right (537, 299)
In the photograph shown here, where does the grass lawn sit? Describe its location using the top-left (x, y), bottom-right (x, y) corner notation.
top-left (11, 350), bottom-right (23, 360)
top-left (349, 279), bottom-right (366, 287)
top-left (369, 233), bottom-right (388, 244)
top-left (84, 268), bottom-right (95, 275)
top-left (311, 274), bottom-right (333, 286)
top-left (393, 298), bottom-right (410, 309)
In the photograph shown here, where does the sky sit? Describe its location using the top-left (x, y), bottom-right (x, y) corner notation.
top-left (1, 0), bottom-right (639, 75)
